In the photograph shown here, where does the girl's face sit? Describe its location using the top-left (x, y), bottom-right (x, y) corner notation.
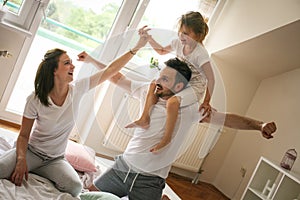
top-left (178, 25), bottom-right (200, 45)
top-left (53, 53), bottom-right (75, 83)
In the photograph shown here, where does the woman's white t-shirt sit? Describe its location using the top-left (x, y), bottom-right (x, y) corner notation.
top-left (23, 78), bottom-right (89, 158)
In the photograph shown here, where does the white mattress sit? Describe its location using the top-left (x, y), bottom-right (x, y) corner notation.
top-left (0, 128), bottom-right (181, 200)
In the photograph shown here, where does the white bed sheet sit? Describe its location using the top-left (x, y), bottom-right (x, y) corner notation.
top-left (0, 128), bottom-right (181, 200)
top-left (0, 128), bottom-right (79, 200)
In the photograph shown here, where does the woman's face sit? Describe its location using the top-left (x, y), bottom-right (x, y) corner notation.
top-left (53, 53), bottom-right (75, 83)
top-left (178, 25), bottom-right (199, 45)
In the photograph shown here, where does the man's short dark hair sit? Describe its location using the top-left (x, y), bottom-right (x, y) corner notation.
top-left (164, 58), bottom-right (192, 87)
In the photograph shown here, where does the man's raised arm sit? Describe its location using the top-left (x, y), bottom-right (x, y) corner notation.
top-left (202, 111), bottom-right (277, 139)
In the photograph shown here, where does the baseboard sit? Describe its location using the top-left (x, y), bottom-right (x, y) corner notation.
top-left (95, 152), bottom-right (114, 161)
top-left (0, 119), bottom-right (20, 131)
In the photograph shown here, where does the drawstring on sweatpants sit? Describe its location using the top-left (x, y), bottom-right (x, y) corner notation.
top-left (122, 168), bottom-right (140, 192)
top-left (123, 168), bottom-right (131, 183)
top-left (129, 173), bottom-right (139, 192)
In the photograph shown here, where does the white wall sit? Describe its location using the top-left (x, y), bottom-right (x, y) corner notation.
top-left (197, 0), bottom-right (300, 198)
top-left (215, 68), bottom-right (300, 199)
top-left (206, 0), bottom-right (300, 53)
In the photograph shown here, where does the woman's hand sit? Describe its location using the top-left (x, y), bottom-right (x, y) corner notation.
top-left (10, 158), bottom-right (28, 186)
top-left (77, 51), bottom-right (92, 62)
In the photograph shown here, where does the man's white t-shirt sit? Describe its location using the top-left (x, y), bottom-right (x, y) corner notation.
top-left (23, 78), bottom-right (89, 158)
top-left (123, 81), bottom-right (204, 178)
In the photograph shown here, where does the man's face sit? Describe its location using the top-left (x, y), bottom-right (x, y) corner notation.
top-left (154, 67), bottom-right (177, 100)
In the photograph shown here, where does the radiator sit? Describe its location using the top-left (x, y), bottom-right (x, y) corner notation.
top-left (103, 94), bottom-right (139, 152)
top-left (103, 94), bottom-right (221, 172)
top-left (172, 123), bottom-right (220, 172)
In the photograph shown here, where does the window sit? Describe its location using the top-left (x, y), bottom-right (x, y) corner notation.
top-left (8, 0), bottom-right (124, 112)
top-left (1, 0), bottom-right (23, 14)
top-left (0, 0), bottom-right (41, 30)
top-left (0, 0), bottom-right (129, 123)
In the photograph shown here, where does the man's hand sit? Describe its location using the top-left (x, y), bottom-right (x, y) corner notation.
top-left (261, 122), bottom-right (276, 139)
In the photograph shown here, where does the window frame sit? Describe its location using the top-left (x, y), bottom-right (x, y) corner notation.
top-left (0, 0), bottom-right (146, 124)
top-left (1, 0), bottom-right (44, 32)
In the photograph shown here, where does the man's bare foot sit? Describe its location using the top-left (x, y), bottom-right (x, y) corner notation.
top-left (161, 194), bottom-right (170, 200)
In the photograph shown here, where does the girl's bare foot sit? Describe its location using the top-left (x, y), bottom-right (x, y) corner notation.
top-left (125, 117), bottom-right (150, 129)
top-left (150, 140), bottom-right (169, 153)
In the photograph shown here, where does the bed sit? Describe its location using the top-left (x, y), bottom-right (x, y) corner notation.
top-left (0, 128), bottom-right (181, 200)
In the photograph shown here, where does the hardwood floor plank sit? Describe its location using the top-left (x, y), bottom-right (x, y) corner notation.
top-left (166, 173), bottom-right (230, 200)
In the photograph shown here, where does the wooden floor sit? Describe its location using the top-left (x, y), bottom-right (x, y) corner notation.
top-left (0, 120), bottom-right (229, 200)
top-left (166, 173), bottom-right (230, 200)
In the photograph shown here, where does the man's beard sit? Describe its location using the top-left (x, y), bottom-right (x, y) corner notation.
top-left (155, 84), bottom-right (175, 98)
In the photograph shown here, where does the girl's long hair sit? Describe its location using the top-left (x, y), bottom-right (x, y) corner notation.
top-left (178, 11), bottom-right (209, 43)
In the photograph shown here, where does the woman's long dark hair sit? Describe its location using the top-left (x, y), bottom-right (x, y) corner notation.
top-left (34, 48), bottom-right (66, 106)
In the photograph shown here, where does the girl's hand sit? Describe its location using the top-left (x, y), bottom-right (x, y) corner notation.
top-left (138, 25), bottom-right (151, 37)
top-left (131, 26), bottom-right (151, 52)
top-left (199, 101), bottom-right (212, 116)
top-left (10, 158), bottom-right (28, 186)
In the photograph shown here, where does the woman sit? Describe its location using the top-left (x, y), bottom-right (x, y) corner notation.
top-left (0, 34), bottom-right (147, 197)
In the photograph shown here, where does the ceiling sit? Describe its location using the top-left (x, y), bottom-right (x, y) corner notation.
top-left (212, 20), bottom-right (300, 81)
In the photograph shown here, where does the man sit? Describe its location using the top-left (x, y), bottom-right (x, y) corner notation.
top-left (79, 39), bottom-right (276, 199)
